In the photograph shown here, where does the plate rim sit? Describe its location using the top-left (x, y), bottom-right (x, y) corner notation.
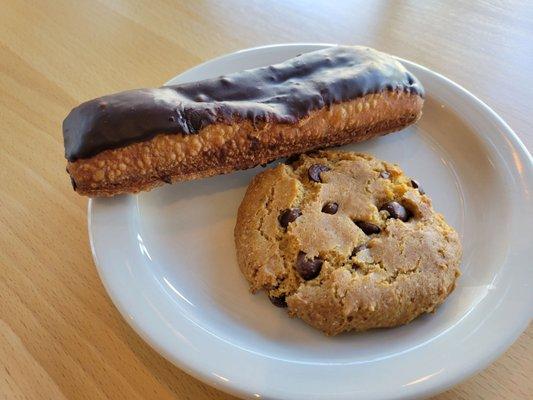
top-left (88, 43), bottom-right (532, 400)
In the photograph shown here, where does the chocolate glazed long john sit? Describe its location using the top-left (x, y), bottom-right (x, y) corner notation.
top-left (63, 46), bottom-right (425, 197)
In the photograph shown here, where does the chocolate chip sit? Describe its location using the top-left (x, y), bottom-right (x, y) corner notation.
top-left (308, 164), bottom-right (330, 182)
top-left (162, 175), bottom-right (172, 184)
top-left (380, 201), bottom-right (410, 221)
top-left (411, 179), bottom-right (425, 195)
top-left (278, 208), bottom-right (301, 228)
top-left (351, 244), bottom-right (367, 256)
top-left (322, 202), bottom-right (338, 214)
top-left (295, 251), bottom-right (323, 280)
top-left (380, 170), bottom-right (390, 179)
top-left (355, 221), bottom-right (381, 235)
top-left (268, 294), bottom-right (287, 308)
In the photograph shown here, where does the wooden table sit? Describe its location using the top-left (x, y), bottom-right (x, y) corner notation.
top-left (1, 1), bottom-right (531, 398)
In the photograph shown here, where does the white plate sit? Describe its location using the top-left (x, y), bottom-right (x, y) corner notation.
top-left (89, 44), bottom-right (532, 400)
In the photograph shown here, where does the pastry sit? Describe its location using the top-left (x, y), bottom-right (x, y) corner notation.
top-left (234, 151), bottom-right (461, 335)
top-left (63, 46), bottom-right (424, 197)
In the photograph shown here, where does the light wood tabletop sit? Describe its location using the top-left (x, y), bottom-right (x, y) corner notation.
top-left (1, 0), bottom-right (531, 399)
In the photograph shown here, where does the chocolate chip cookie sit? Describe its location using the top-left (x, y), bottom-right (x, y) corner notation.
top-left (234, 151), bottom-right (461, 335)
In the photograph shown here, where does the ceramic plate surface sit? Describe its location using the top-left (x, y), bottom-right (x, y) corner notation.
top-left (89, 44), bottom-right (532, 400)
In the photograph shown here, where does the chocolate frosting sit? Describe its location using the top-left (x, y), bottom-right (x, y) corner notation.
top-left (63, 46), bottom-right (424, 161)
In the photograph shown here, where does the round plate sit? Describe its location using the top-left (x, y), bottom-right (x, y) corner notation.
top-left (89, 44), bottom-right (532, 400)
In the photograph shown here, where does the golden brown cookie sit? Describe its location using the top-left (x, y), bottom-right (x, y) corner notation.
top-left (234, 150), bottom-right (461, 335)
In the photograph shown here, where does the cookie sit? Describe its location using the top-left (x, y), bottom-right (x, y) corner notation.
top-left (234, 150), bottom-right (461, 335)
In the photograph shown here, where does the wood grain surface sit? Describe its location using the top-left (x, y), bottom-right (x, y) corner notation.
top-left (0, 0), bottom-right (531, 399)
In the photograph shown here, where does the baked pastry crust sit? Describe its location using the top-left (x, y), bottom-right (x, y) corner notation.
top-left (234, 151), bottom-right (461, 335)
top-left (68, 91), bottom-right (423, 196)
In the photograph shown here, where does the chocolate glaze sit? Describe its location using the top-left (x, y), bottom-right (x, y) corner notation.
top-left (63, 46), bottom-right (424, 161)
